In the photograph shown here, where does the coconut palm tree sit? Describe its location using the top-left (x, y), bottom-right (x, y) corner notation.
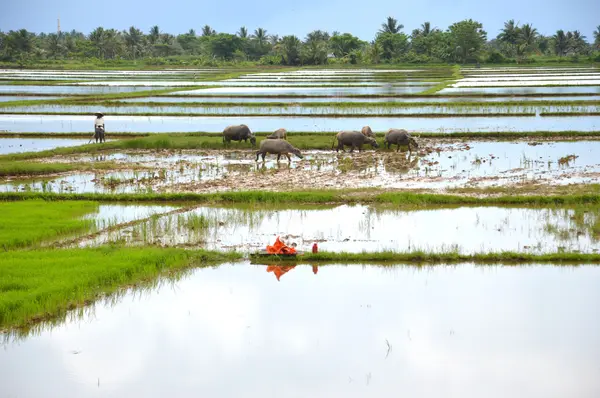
top-left (594, 25), bottom-right (600, 49)
top-left (571, 30), bottom-right (588, 54)
top-left (280, 35), bottom-right (301, 65)
top-left (237, 26), bottom-right (248, 39)
top-left (123, 26), bottom-right (143, 59)
top-left (498, 19), bottom-right (520, 45)
top-left (305, 30), bottom-right (330, 43)
top-left (519, 23), bottom-right (538, 52)
top-left (202, 25), bottom-right (215, 37)
top-left (269, 34), bottom-right (280, 46)
top-left (148, 25), bottom-right (160, 44)
top-left (89, 27), bottom-right (106, 58)
top-left (553, 30), bottom-right (569, 56)
top-left (379, 17), bottom-right (403, 34)
top-left (252, 28), bottom-right (268, 46)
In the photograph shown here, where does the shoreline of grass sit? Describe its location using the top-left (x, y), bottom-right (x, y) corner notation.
top-left (250, 250), bottom-right (600, 264)
top-left (0, 111), bottom-right (538, 118)
top-left (0, 161), bottom-right (120, 177)
top-left (2, 190), bottom-right (600, 206)
top-left (2, 132), bottom-right (600, 163)
top-left (0, 247), bottom-right (242, 331)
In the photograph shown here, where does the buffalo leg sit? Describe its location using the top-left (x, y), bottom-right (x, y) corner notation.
top-left (277, 154), bottom-right (281, 161)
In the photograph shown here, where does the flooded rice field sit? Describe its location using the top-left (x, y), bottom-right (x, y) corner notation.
top-left (75, 203), bottom-right (600, 254)
top-left (439, 86), bottom-right (600, 95)
top-left (1, 114), bottom-right (598, 133)
top-left (122, 95), bottom-right (600, 104)
top-left (73, 80), bottom-right (437, 87)
top-left (177, 86), bottom-right (433, 95)
top-left (3, 104), bottom-right (597, 116)
top-left (0, 137), bottom-right (103, 154)
top-left (3, 140), bottom-right (599, 192)
top-left (0, 95), bottom-right (60, 102)
top-left (2, 262), bottom-right (599, 397)
top-left (0, 85), bottom-right (153, 95)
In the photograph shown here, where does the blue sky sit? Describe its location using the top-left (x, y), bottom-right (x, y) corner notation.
top-left (1, 0), bottom-right (598, 42)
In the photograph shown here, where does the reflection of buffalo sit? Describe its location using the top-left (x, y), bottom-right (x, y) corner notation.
top-left (94, 125), bottom-right (105, 143)
top-left (384, 129), bottom-right (419, 154)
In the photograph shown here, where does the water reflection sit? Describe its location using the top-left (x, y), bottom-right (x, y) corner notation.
top-left (1, 262), bottom-right (599, 397)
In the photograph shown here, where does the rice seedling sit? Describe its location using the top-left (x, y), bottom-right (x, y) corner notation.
top-left (0, 199), bottom-right (99, 250)
top-left (0, 246), bottom-right (243, 330)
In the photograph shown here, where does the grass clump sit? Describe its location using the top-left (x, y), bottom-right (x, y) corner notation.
top-left (0, 199), bottom-right (98, 250)
top-left (0, 247), bottom-right (242, 330)
top-left (252, 250), bottom-right (600, 264)
top-left (0, 161), bottom-right (118, 177)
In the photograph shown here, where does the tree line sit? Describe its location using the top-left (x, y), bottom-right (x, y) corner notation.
top-left (1, 18), bottom-right (599, 66)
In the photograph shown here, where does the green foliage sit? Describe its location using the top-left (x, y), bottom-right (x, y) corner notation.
top-left (448, 19), bottom-right (487, 63)
top-left (375, 32), bottom-right (409, 61)
top-left (329, 33), bottom-right (363, 58)
top-left (207, 33), bottom-right (243, 60)
top-left (279, 35), bottom-right (302, 65)
top-left (0, 200), bottom-right (98, 250)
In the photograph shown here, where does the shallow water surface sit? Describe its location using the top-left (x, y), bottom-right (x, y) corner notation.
top-left (439, 86), bottom-right (600, 95)
top-left (0, 137), bottom-right (99, 154)
top-left (80, 204), bottom-right (600, 254)
top-left (123, 95), bottom-right (600, 104)
top-left (1, 114), bottom-right (598, 133)
top-left (0, 85), bottom-right (152, 95)
top-left (1, 263), bottom-right (599, 398)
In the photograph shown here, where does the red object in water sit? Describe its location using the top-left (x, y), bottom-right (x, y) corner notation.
top-left (312, 243), bottom-right (318, 253)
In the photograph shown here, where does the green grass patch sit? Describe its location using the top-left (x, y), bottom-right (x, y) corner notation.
top-left (0, 199), bottom-right (99, 250)
top-left (253, 250), bottom-right (600, 264)
top-left (0, 161), bottom-right (118, 177)
top-left (0, 247), bottom-right (242, 330)
top-left (2, 189), bottom-right (600, 206)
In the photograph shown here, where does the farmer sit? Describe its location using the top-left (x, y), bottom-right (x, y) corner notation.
top-left (93, 112), bottom-right (106, 143)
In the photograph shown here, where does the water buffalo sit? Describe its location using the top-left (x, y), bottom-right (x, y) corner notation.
top-left (222, 124), bottom-right (256, 146)
top-left (256, 139), bottom-right (303, 162)
top-left (266, 128), bottom-right (287, 140)
top-left (361, 126), bottom-right (375, 138)
top-left (94, 125), bottom-right (105, 143)
top-left (384, 129), bottom-right (419, 154)
top-left (332, 131), bottom-right (379, 152)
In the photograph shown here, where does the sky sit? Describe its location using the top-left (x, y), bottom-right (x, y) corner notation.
top-left (1, 0), bottom-right (598, 42)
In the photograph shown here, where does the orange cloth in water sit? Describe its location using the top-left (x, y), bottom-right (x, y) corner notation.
top-left (266, 236), bottom-right (297, 255)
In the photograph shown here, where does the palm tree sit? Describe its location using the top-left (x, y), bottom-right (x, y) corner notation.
top-left (89, 27), bottom-right (106, 58)
top-left (498, 19), bottom-right (520, 45)
top-left (594, 25), bottom-right (600, 49)
top-left (123, 26), bottom-right (143, 59)
top-left (305, 30), bottom-right (330, 43)
top-left (252, 28), bottom-right (268, 46)
top-left (368, 41), bottom-right (383, 64)
top-left (379, 17), bottom-right (403, 34)
top-left (302, 40), bottom-right (327, 65)
top-left (553, 30), bottom-right (569, 56)
top-left (571, 30), bottom-right (587, 54)
top-left (237, 26), bottom-right (248, 39)
top-left (201, 25), bottom-right (215, 37)
top-left (519, 24), bottom-right (538, 52)
top-left (280, 35), bottom-right (301, 65)
top-left (269, 34), bottom-right (280, 46)
top-left (148, 25), bottom-right (160, 44)
top-left (46, 33), bottom-right (64, 58)
top-left (188, 29), bottom-right (196, 36)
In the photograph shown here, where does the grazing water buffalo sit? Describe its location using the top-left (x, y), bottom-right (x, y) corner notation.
top-left (384, 129), bottom-right (419, 154)
top-left (256, 139), bottom-right (303, 162)
top-left (332, 131), bottom-right (379, 152)
top-left (266, 128), bottom-right (287, 140)
top-left (361, 126), bottom-right (375, 138)
top-left (222, 124), bottom-right (256, 146)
